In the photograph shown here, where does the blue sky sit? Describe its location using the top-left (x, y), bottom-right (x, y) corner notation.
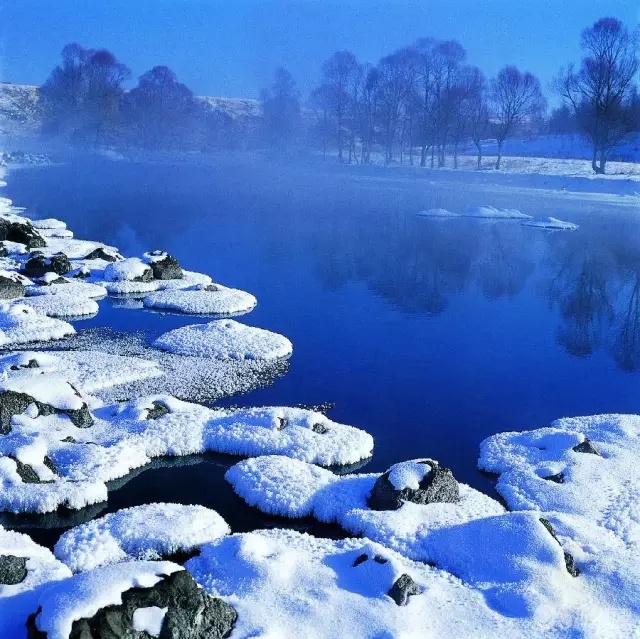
top-left (1, 0), bottom-right (638, 102)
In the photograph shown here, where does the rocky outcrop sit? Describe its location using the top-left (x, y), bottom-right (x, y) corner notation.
top-left (0, 219), bottom-right (47, 249)
top-left (387, 573), bottom-right (422, 606)
top-left (572, 438), bottom-right (600, 455)
top-left (0, 273), bottom-right (25, 299)
top-left (367, 460), bottom-right (460, 511)
top-left (0, 388), bottom-right (93, 435)
top-left (21, 252), bottom-right (72, 277)
top-left (0, 555), bottom-right (27, 585)
top-left (147, 251), bottom-right (183, 280)
top-left (146, 400), bottom-right (170, 420)
top-left (26, 569), bottom-right (237, 639)
top-left (539, 518), bottom-right (580, 577)
top-left (83, 247), bottom-right (120, 262)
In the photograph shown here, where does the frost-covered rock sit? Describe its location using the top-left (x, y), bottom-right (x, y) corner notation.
top-left (367, 459), bottom-right (460, 510)
top-left (25, 561), bottom-right (237, 639)
top-left (522, 216), bottom-right (579, 231)
top-left (153, 319), bottom-right (293, 360)
top-left (82, 246), bottom-right (122, 262)
top-left (143, 250), bottom-right (183, 280)
top-left (0, 217), bottom-right (46, 248)
top-left (22, 252), bottom-right (72, 278)
top-left (21, 294), bottom-right (99, 319)
top-left (0, 302), bottom-right (75, 347)
top-left (104, 257), bottom-right (153, 283)
top-left (54, 503), bottom-right (231, 573)
top-left (143, 284), bottom-right (257, 316)
top-left (30, 219), bottom-right (67, 231)
top-left (0, 271), bottom-right (25, 299)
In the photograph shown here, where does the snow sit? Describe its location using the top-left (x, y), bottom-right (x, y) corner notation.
top-left (388, 460), bottom-right (430, 490)
top-left (54, 503), bottom-right (230, 573)
top-left (0, 374), bottom-right (85, 410)
top-left (522, 216), bottom-right (579, 231)
top-left (32, 561), bottom-right (182, 639)
top-left (0, 525), bottom-right (72, 639)
top-left (0, 395), bottom-right (372, 513)
top-left (29, 218), bottom-right (67, 230)
top-left (103, 257), bottom-right (152, 282)
top-left (25, 279), bottom-right (108, 299)
top-left (465, 205), bottom-right (532, 220)
top-left (186, 528), bottom-right (562, 638)
top-left (416, 208), bottom-right (459, 218)
top-left (0, 349), bottom-right (163, 395)
top-left (21, 294), bottom-right (99, 318)
top-left (132, 606), bottom-right (167, 637)
top-left (143, 284), bottom-right (257, 316)
top-left (479, 414), bottom-right (640, 634)
top-left (153, 319), bottom-right (293, 360)
top-left (104, 279), bottom-right (160, 295)
top-left (0, 302), bottom-right (75, 346)
top-left (154, 270), bottom-right (212, 290)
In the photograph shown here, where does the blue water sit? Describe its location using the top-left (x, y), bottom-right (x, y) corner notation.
top-left (5, 156), bottom-right (640, 545)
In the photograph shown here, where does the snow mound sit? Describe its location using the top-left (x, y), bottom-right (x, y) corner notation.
top-left (186, 528), bottom-right (562, 638)
top-left (479, 414), bottom-right (640, 634)
top-left (143, 284), bottom-right (257, 316)
top-left (21, 294), bottom-right (99, 318)
top-left (154, 270), bottom-right (213, 290)
top-left (25, 280), bottom-right (107, 299)
top-left (388, 460), bottom-right (430, 490)
top-left (522, 216), bottom-right (579, 231)
top-left (465, 206), bottom-right (532, 219)
top-left (30, 560), bottom-right (181, 639)
top-left (104, 279), bottom-right (160, 295)
top-left (29, 218), bottom-right (67, 230)
top-left (0, 302), bottom-right (75, 346)
top-left (153, 319), bottom-right (293, 360)
top-left (416, 208), bottom-right (459, 218)
top-left (54, 503), bottom-right (230, 572)
top-left (103, 257), bottom-right (151, 282)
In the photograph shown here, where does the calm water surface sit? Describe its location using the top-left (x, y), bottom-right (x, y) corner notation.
top-left (5, 157), bottom-right (640, 546)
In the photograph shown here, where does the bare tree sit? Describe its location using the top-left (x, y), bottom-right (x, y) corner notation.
top-left (553, 18), bottom-right (639, 174)
top-left (490, 66), bottom-right (546, 169)
top-left (260, 67), bottom-right (301, 152)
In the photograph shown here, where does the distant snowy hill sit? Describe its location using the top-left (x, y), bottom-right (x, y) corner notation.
top-left (0, 82), bottom-right (263, 138)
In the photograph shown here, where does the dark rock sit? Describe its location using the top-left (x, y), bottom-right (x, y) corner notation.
top-left (311, 423), bottom-right (329, 434)
top-left (0, 555), bottom-right (27, 585)
top-left (572, 438), bottom-right (600, 455)
top-left (543, 472), bottom-right (565, 484)
top-left (373, 555), bottom-right (388, 564)
top-left (83, 248), bottom-right (120, 262)
top-left (277, 417), bottom-right (287, 430)
top-left (73, 267), bottom-right (91, 279)
top-left (0, 244), bottom-right (8, 258)
top-left (146, 401), bottom-right (170, 420)
top-left (353, 553), bottom-right (368, 567)
top-left (539, 518), bottom-right (580, 577)
top-left (27, 569), bottom-right (237, 639)
top-left (61, 435), bottom-right (77, 443)
top-left (6, 222), bottom-right (46, 249)
top-left (0, 389), bottom-right (93, 435)
top-left (43, 456), bottom-right (59, 475)
top-left (0, 218), bottom-right (8, 241)
top-left (149, 253), bottom-right (183, 280)
top-left (133, 266), bottom-right (154, 283)
top-left (388, 573), bottom-right (422, 606)
top-left (12, 457), bottom-right (42, 483)
top-left (0, 274), bottom-right (25, 299)
top-left (21, 252), bottom-right (72, 278)
top-left (10, 358), bottom-right (40, 370)
top-left (367, 460), bottom-right (460, 511)
top-left (204, 284), bottom-right (219, 292)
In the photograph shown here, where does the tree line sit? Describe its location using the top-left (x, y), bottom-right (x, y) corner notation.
top-left (39, 16), bottom-right (638, 173)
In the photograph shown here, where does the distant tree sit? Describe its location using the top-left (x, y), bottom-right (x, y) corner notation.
top-left (359, 66), bottom-right (380, 164)
top-left (40, 43), bottom-right (130, 144)
top-left (553, 18), bottom-right (639, 173)
top-left (123, 66), bottom-right (197, 149)
top-left (260, 67), bottom-right (301, 152)
top-left (490, 66), bottom-right (546, 169)
top-left (463, 72), bottom-right (490, 169)
top-left (317, 51), bottom-right (362, 162)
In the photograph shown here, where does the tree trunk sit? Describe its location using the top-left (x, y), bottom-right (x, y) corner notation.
top-left (475, 141), bottom-right (482, 169)
top-left (591, 142), bottom-right (599, 173)
top-left (453, 143), bottom-right (458, 169)
top-left (495, 140), bottom-right (503, 170)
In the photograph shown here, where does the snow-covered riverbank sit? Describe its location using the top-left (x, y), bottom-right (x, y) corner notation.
top-left (0, 162), bottom-right (638, 638)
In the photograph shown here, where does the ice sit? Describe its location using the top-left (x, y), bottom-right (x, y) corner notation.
top-left (416, 208), bottom-right (460, 218)
top-left (31, 561), bottom-right (181, 639)
top-left (153, 319), bottom-right (293, 360)
top-left (143, 284), bottom-right (257, 316)
top-left (186, 528), bottom-right (558, 638)
top-left (21, 294), bottom-right (99, 318)
top-left (25, 280), bottom-right (107, 299)
top-left (465, 205), bottom-right (533, 219)
top-left (0, 302), bottom-right (75, 346)
top-left (522, 216), bottom-right (579, 231)
top-left (132, 606), bottom-right (167, 637)
top-left (54, 503), bottom-right (230, 572)
top-left (0, 394), bottom-right (372, 513)
top-left (0, 350), bottom-right (163, 394)
top-left (29, 218), bottom-right (67, 230)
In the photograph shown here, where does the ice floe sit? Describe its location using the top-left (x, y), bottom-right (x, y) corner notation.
top-left (20, 294), bottom-right (99, 319)
top-left (522, 216), bottom-right (579, 231)
top-left (153, 319), bottom-right (293, 360)
top-left (143, 284), bottom-right (257, 316)
top-left (465, 205), bottom-right (533, 219)
top-left (416, 208), bottom-right (460, 218)
top-left (54, 503), bottom-right (231, 573)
